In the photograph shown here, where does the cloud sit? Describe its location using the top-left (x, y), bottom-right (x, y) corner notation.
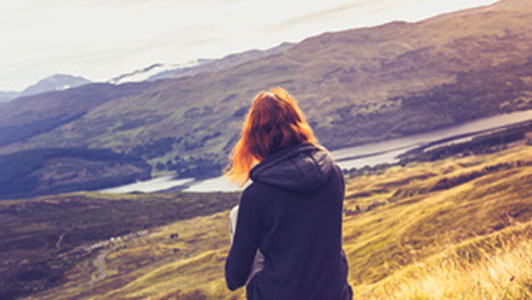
top-left (268, 0), bottom-right (385, 30)
top-left (183, 38), bottom-right (225, 48)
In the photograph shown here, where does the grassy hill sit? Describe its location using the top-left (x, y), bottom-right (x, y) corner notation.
top-left (15, 141), bottom-right (532, 300)
top-left (0, 192), bottom-right (239, 299)
top-left (2, 0), bottom-right (532, 187)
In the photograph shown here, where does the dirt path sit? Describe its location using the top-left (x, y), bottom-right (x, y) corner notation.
top-left (85, 231), bottom-right (147, 286)
top-left (90, 247), bottom-right (116, 284)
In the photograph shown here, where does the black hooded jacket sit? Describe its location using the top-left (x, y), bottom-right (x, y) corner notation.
top-left (225, 142), bottom-right (353, 300)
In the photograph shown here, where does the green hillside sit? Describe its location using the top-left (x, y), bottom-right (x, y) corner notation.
top-left (1, 0), bottom-right (532, 184)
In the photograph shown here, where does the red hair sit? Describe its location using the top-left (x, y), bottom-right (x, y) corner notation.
top-left (225, 87), bottom-right (319, 185)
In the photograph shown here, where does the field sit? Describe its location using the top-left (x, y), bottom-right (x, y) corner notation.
top-left (12, 141), bottom-right (531, 300)
top-left (0, 191), bottom-right (239, 299)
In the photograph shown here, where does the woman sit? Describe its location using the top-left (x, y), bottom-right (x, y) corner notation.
top-left (224, 87), bottom-right (353, 300)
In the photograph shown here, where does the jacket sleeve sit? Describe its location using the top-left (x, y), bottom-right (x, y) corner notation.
top-left (335, 164), bottom-right (346, 198)
top-left (225, 187), bottom-right (263, 290)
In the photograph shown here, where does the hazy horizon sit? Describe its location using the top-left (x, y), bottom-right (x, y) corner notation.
top-left (1, 0), bottom-right (497, 91)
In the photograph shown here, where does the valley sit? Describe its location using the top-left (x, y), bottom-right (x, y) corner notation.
top-left (2, 0), bottom-right (532, 200)
top-left (8, 137), bottom-right (530, 300)
top-left (97, 109), bottom-right (532, 195)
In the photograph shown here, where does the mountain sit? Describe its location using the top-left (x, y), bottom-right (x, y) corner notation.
top-left (1, 0), bottom-right (532, 196)
top-left (19, 74), bottom-right (91, 97)
top-left (0, 74), bottom-right (92, 103)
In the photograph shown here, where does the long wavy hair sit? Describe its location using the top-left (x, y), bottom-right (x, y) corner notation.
top-left (225, 87), bottom-right (319, 186)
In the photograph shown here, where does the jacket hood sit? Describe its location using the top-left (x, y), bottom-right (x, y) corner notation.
top-left (249, 142), bottom-right (334, 193)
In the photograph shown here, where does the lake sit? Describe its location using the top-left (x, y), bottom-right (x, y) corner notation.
top-left (102, 109), bottom-right (532, 194)
top-left (100, 176), bottom-right (194, 193)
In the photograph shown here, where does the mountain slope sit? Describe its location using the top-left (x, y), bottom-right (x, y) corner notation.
top-left (1, 0), bottom-right (532, 181)
top-left (0, 191), bottom-right (239, 299)
top-left (0, 82), bottom-right (153, 149)
top-left (21, 144), bottom-right (532, 300)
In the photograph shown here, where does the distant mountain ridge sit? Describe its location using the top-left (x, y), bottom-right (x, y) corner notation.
top-left (159, 42), bottom-right (295, 80)
top-left (1, 0), bottom-right (532, 198)
top-left (1, 43), bottom-right (295, 103)
top-left (20, 74), bottom-right (91, 97)
top-left (107, 42), bottom-right (295, 84)
top-left (0, 74), bottom-right (92, 102)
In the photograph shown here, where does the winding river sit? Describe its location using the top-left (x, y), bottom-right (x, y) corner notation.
top-left (101, 109), bottom-right (532, 194)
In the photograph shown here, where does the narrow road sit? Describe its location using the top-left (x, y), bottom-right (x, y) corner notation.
top-left (90, 247), bottom-right (116, 284)
top-left (84, 231), bottom-right (147, 286)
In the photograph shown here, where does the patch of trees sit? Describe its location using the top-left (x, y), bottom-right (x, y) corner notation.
top-left (181, 131), bottom-right (222, 151)
top-left (401, 121), bottom-right (532, 164)
top-left (0, 112), bottom-right (85, 147)
top-left (0, 148), bottom-right (151, 200)
top-left (157, 153), bottom-right (225, 179)
top-left (129, 137), bottom-right (179, 160)
top-left (128, 131), bottom-right (224, 162)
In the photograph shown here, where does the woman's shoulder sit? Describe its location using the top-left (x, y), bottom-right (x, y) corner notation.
top-left (242, 181), bottom-right (279, 198)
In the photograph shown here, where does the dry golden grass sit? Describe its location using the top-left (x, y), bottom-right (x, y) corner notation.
top-left (332, 145), bottom-right (532, 299)
top-left (356, 222), bottom-right (532, 299)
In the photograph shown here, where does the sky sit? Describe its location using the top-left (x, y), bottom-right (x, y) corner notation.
top-left (1, 0), bottom-right (498, 91)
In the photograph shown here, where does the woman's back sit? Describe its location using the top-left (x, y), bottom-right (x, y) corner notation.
top-left (225, 142), bottom-right (352, 300)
